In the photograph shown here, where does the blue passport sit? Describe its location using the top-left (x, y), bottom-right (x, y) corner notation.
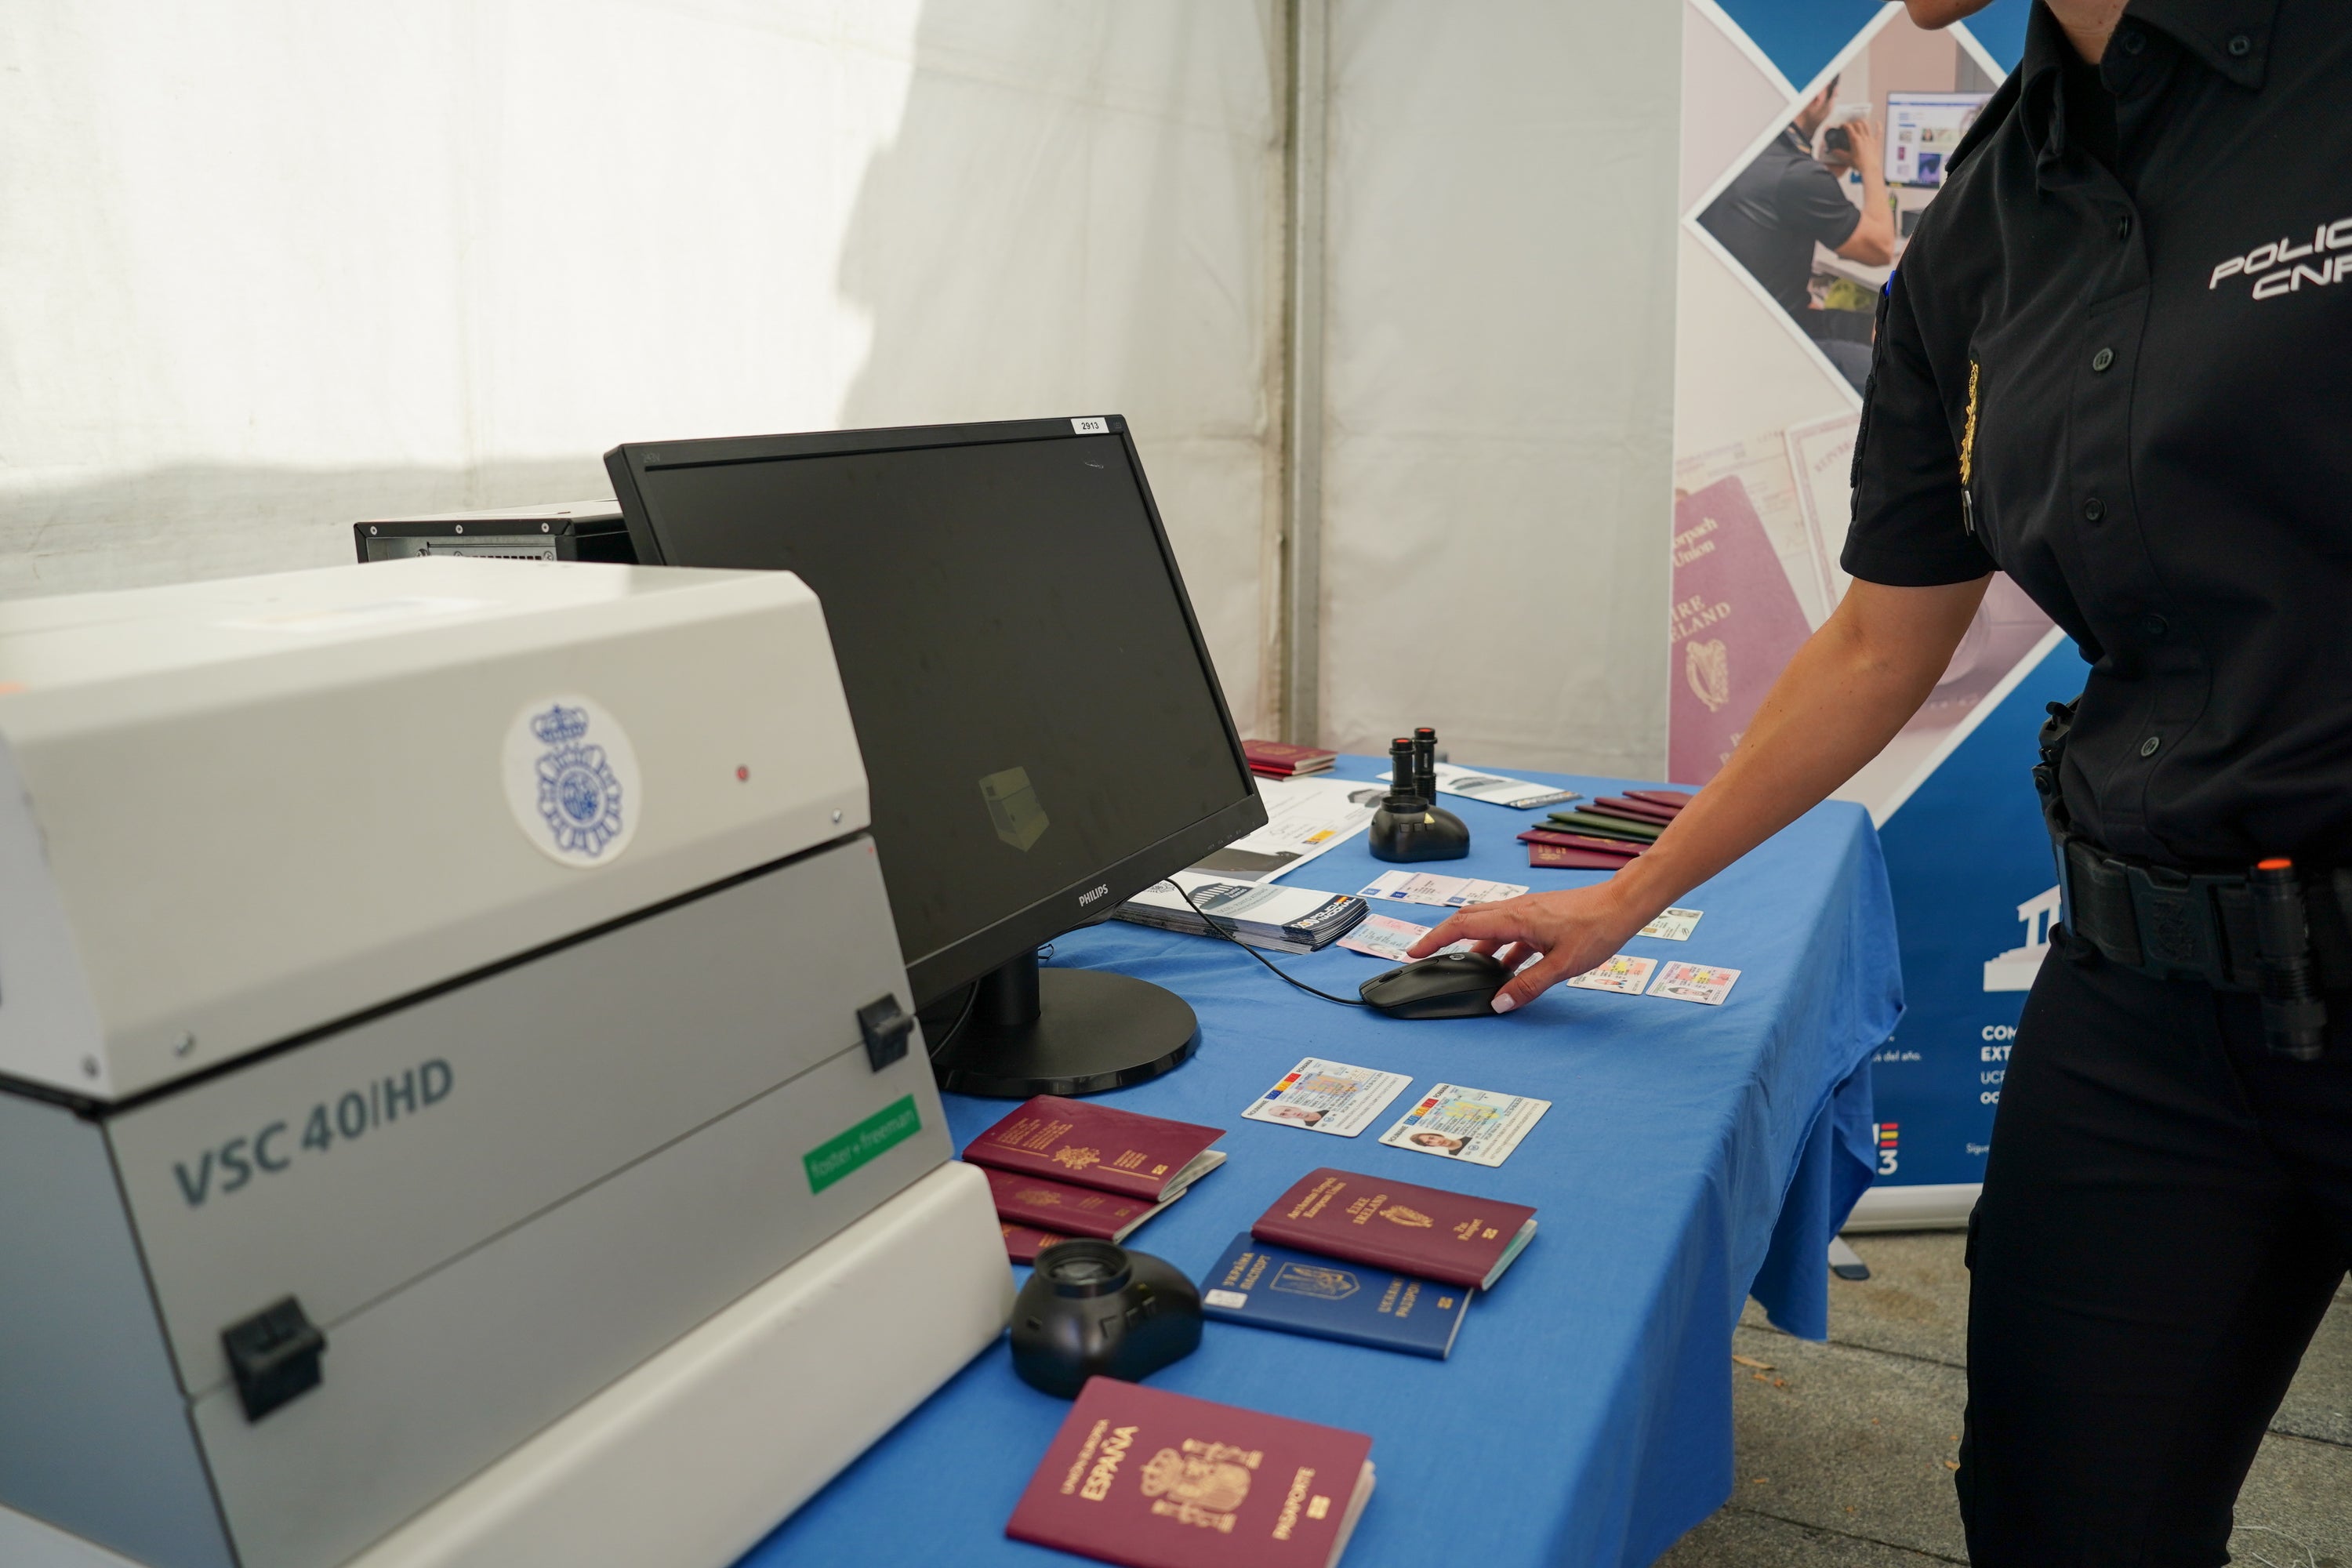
top-left (1197, 1231), bottom-right (1471, 1359)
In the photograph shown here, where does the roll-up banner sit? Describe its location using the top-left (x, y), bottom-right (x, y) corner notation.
top-left (1672, 0), bottom-right (2061, 1226)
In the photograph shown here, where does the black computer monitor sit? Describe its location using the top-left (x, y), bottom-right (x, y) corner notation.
top-left (605, 417), bottom-right (1267, 1098)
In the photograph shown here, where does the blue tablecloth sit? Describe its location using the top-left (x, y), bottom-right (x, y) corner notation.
top-left (743, 760), bottom-right (1900, 1568)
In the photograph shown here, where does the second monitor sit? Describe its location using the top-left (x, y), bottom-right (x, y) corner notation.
top-left (605, 416), bottom-right (1265, 1098)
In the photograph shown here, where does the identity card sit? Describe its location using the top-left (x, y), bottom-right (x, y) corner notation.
top-left (1357, 869), bottom-right (1529, 909)
top-left (1338, 913), bottom-right (1472, 963)
top-left (1564, 953), bottom-right (1657, 995)
top-left (1243, 1057), bottom-right (1414, 1138)
top-left (1648, 960), bottom-right (1741, 1006)
top-left (1379, 1083), bottom-right (1552, 1167)
top-left (1638, 907), bottom-right (1703, 942)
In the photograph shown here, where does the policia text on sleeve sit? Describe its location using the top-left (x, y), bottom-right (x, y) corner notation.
top-left (1841, 2), bottom-right (2352, 1562)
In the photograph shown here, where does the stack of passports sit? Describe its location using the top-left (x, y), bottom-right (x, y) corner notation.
top-left (1525, 789), bottom-right (1692, 867)
top-left (964, 1095), bottom-right (1228, 1261)
top-left (1199, 1233), bottom-right (1471, 1359)
top-left (1242, 739), bottom-right (1339, 779)
top-left (1250, 1168), bottom-right (1537, 1291)
top-left (1197, 1167), bottom-right (1537, 1360)
top-left (1544, 808), bottom-right (1662, 844)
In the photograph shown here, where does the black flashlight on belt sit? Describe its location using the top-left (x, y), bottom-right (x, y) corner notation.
top-left (2252, 858), bottom-right (2327, 1061)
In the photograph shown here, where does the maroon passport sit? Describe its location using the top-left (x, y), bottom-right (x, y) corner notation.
top-left (1006, 1377), bottom-right (1375, 1568)
top-left (964, 1096), bottom-right (1227, 1202)
top-left (1243, 739), bottom-right (1339, 777)
top-left (1625, 789), bottom-right (1694, 809)
top-left (1518, 828), bottom-right (1641, 857)
top-left (1250, 1168), bottom-right (1537, 1290)
top-left (1529, 844), bottom-right (1636, 871)
top-left (1592, 796), bottom-right (1679, 824)
top-left (985, 1166), bottom-right (1178, 1244)
top-left (1003, 1222), bottom-right (1074, 1264)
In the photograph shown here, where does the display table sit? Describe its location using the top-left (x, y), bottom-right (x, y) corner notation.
top-left (742, 760), bottom-right (1900, 1568)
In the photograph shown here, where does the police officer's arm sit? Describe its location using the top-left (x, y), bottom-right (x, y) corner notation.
top-left (1410, 576), bottom-right (1989, 1009)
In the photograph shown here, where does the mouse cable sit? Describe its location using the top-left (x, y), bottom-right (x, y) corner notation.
top-left (1159, 877), bottom-right (1368, 1007)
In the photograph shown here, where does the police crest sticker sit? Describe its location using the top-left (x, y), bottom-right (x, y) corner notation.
top-left (503, 695), bottom-right (642, 866)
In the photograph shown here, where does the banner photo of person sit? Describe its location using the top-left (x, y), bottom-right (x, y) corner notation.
top-left (1673, 0), bottom-right (2061, 1224)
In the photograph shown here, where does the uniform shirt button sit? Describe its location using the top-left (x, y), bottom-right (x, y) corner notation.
top-left (2228, 34), bottom-right (2252, 56)
top-left (2140, 614), bottom-right (2169, 639)
top-left (2121, 27), bottom-right (2147, 55)
top-left (2092, 347), bottom-right (2115, 372)
top-left (2115, 213), bottom-right (2133, 241)
top-left (2140, 736), bottom-right (2161, 757)
top-left (2084, 497), bottom-right (2107, 522)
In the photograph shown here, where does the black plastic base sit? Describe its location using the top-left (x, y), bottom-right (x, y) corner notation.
top-left (1370, 802), bottom-right (1472, 862)
top-left (930, 959), bottom-right (1200, 1098)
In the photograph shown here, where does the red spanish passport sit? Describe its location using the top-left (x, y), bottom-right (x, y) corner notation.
top-left (1006, 1377), bottom-right (1375, 1568)
top-left (1250, 1168), bottom-right (1537, 1290)
top-left (985, 1166), bottom-right (1180, 1245)
top-left (964, 1095), bottom-right (1227, 1203)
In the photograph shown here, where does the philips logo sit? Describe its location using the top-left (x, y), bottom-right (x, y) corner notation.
top-left (1078, 884), bottom-right (1112, 906)
top-left (2209, 216), bottom-right (2352, 299)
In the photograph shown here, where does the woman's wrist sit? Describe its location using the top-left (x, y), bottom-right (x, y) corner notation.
top-left (1600, 848), bottom-right (1695, 932)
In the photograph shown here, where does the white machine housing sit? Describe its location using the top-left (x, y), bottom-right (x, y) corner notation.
top-left (0, 559), bottom-right (1010, 1568)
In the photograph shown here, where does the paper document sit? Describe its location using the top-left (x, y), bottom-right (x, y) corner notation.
top-left (1357, 870), bottom-right (1528, 909)
top-left (1242, 1058), bottom-right (1414, 1138)
top-left (1379, 761), bottom-right (1581, 810)
top-left (1379, 1083), bottom-right (1552, 1167)
top-left (1189, 774), bottom-right (1384, 884)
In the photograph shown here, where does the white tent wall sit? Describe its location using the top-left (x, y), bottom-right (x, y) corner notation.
top-left (1316, 2), bottom-right (1682, 777)
top-left (0, 1), bottom-right (1285, 733)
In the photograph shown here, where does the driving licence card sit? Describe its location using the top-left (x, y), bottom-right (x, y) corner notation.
top-left (1378, 1083), bottom-right (1551, 1167)
top-left (1357, 869), bottom-right (1529, 909)
top-left (1243, 1058), bottom-right (1414, 1138)
top-left (1637, 908), bottom-right (1702, 941)
top-left (1564, 953), bottom-right (1657, 995)
top-left (1648, 960), bottom-right (1741, 1005)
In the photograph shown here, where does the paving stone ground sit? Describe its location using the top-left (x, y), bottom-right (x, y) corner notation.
top-left (1654, 1233), bottom-right (2352, 1567)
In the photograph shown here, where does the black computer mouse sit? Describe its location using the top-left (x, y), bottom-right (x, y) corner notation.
top-left (1359, 951), bottom-right (1512, 1019)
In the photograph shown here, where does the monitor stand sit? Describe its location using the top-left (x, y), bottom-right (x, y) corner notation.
top-left (927, 949), bottom-right (1199, 1098)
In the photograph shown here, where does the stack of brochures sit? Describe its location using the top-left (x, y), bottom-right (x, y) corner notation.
top-left (1114, 871), bottom-right (1367, 953)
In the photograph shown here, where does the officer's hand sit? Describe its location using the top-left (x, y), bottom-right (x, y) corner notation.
top-left (1407, 885), bottom-right (1651, 1014)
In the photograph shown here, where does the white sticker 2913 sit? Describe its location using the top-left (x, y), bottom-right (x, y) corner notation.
top-left (1071, 416), bottom-right (1109, 434)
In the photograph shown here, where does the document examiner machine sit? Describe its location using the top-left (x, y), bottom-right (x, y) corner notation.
top-left (0, 558), bottom-right (1011, 1568)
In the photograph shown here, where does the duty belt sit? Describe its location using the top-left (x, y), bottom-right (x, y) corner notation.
top-left (2053, 836), bottom-right (2352, 993)
top-left (2034, 696), bottom-right (2340, 1060)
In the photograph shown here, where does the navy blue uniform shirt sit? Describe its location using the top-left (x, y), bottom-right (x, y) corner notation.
top-left (1842, 0), bottom-right (2352, 868)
